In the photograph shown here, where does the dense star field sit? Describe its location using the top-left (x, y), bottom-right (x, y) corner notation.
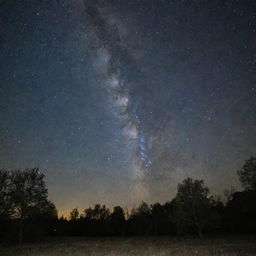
top-left (0, 0), bottom-right (256, 215)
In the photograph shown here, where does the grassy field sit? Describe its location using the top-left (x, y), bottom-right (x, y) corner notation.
top-left (1, 236), bottom-right (256, 256)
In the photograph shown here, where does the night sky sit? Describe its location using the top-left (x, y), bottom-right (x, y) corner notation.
top-left (1, 0), bottom-right (255, 216)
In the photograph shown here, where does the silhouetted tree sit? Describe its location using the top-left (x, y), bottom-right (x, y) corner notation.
top-left (163, 201), bottom-right (177, 234)
top-left (206, 198), bottom-right (225, 233)
top-left (224, 186), bottom-right (236, 202)
top-left (0, 169), bottom-right (12, 218)
top-left (83, 207), bottom-right (94, 219)
top-left (8, 168), bottom-right (49, 243)
top-left (129, 202), bottom-right (151, 235)
top-left (69, 208), bottom-right (79, 220)
top-left (110, 206), bottom-right (125, 235)
top-left (173, 178), bottom-right (212, 237)
top-left (0, 170), bottom-right (12, 239)
top-left (23, 199), bottom-right (58, 238)
top-left (151, 203), bottom-right (168, 235)
top-left (136, 201), bottom-right (150, 216)
top-left (81, 204), bottom-right (110, 235)
top-left (225, 190), bottom-right (256, 232)
top-left (40, 200), bottom-right (58, 220)
top-left (237, 156), bottom-right (256, 191)
top-left (90, 204), bottom-right (110, 220)
top-left (223, 157), bottom-right (256, 232)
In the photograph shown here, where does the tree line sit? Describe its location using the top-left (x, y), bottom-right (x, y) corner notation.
top-left (0, 157), bottom-right (256, 242)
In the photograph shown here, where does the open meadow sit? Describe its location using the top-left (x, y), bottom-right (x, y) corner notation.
top-left (1, 236), bottom-right (256, 256)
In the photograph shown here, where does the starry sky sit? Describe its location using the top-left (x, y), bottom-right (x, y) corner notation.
top-left (0, 0), bottom-right (256, 216)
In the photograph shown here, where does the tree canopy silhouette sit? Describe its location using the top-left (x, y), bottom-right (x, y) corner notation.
top-left (173, 178), bottom-right (212, 237)
top-left (0, 170), bottom-right (12, 218)
top-left (1, 159), bottom-right (256, 241)
top-left (237, 156), bottom-right (256, 191)
top-left (84, 204), bottom-right (110, 220)
top-left (0, 168), bottom-right (57, 243)
top-left (69, 208), bottom-right (79, 220)
top-left (110, 206), bottom-right (126, 235)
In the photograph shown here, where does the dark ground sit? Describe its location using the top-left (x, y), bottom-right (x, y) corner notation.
top-left (1, 235), bottom-right (256, 256)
